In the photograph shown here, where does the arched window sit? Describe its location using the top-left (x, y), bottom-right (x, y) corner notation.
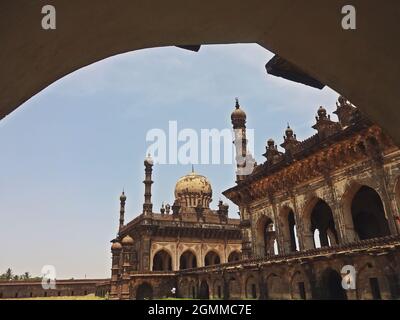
top-left (351, 186), bottom-right (390, 240)
top-left (204, 251), bottom-right (220, 266)
top-left (310, 200), bottom-right (338, 248)
top-left (227, 251), bottom-right (241, 263)
top-left (179, 250), bottom-right (197, 270)
top-left (152, 250), bottom-right (173, 271)
top-left (256, 216), bottom-right (278, 257)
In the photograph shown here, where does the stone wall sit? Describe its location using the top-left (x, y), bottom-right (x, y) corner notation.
top-left (175, 236), bottom-right (400, 300)
top-left (0, 279), bottom-right (109, 299)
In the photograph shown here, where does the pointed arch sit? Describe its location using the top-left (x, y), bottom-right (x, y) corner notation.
top-left (152, 249), bottom-right (173, 271)
top-left (304, 197), bottom-right (338, 249)
top-left (351, 186), bottom-right (390, 240)
top-left (204, 250), bottom-right (221, 266)
top-left (245, 275), bottom-right (259, 299)
top-left (227, 250), bottom-right (241, 263)
top-left (279, 206), bottom-right (299, 253)
top-left (255, 215), bottom-right (278, 257)
top-left (179, 250), bottom-right (198, 270)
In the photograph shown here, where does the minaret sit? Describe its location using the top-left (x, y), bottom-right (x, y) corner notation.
top-left (231, 98), bottom-right (252, 182)
top-left (143, 154), bottom-right (153, 214)
top-left (119, 190), bottom-right (126, 231)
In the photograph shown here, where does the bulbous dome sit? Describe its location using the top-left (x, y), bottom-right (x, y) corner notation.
top-left (231, 98), bottom-right (246, 122)
top-left (285, 125), bottom-right (294, 138)
top-left (120, 191), bottom-right (126, 201)
top-left (121, 235), bottom-right (134, 245)
top-left (317, 106), bottom-right (327, 117)
top-left (267, 138), bottom-right (275, 147)
top-left (174, 170), bottom-right (212, 208)
top-left (111, 241), bottom-right (122, 251)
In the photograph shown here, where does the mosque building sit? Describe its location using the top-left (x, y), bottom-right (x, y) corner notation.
top-left (110, 97), bottom-right (400, 300)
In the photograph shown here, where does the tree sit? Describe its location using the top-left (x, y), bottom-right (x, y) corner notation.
top-left (5, 268), bottom-right (13, 280)
top-left (23, 272), bottom-right (30, 280)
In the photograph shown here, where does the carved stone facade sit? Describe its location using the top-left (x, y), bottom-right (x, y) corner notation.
top-left (110, 97), bottom-right (400, 300)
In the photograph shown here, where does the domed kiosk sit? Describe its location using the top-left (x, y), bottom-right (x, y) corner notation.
top-left (174, 168), bottom-right (213, 209)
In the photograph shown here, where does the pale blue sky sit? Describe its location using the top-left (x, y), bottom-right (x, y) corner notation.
top-left (0, 44), bottom-right (339, 279)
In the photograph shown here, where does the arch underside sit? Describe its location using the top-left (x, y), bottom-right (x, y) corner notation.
top-left (2, 2), bottom-right (400, 144)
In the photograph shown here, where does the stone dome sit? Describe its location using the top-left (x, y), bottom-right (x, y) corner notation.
top-left (174, 170), bottom-right (212, 208)
top-left (111, 241), bottom-right (122, 251)
top-left (318, 106), bottom-right (327, 117)
top-left (121, 235), bottom-right (134, 245)
top-left (231, 98), bottom-right (246, 122)
top-left (285, 125), bottom-right (294, 138)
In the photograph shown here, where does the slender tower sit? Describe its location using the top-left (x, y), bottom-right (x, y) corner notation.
top-left (119, 190), bottom-right (126, 231)
top-left (231, 98), bottom-right (248, 183)
top-left (143, 154), bottom-right (153, 214)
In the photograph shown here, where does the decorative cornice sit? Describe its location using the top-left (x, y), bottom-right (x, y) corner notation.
top-left (224, 124), bottom-right (395, 205)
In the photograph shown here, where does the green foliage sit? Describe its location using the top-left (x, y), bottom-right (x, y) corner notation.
top-left (0, 268), bottom-right (42, 281)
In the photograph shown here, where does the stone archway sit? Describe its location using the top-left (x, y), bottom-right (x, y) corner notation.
top-left (204, 251), bottom-right (221, 266)
top-left (227, 251), bottom-right (241, 263)
top-left (280, 206), bottom-right (299, 253)
top-left (179, 250), bottom-right (197, 270)
top-left (3, 3), bottom-right (400, 147)
top-left (290, 270), bottom-right (310, 300)
top-left (245, 275), bottom-right (259, 299)
top-left (320, 268), bottom-right (347, 300)
top-left (265, 273), bottom-right (289, 300)
top-left (255, 215), bottom-right (278, 257)
top-left (351, 186), bottom-right (390, 240)
top-left (136, 282), bottom-right (153, 300)
top-left (199, 280), bottom-right (210, 299)
top-left (152, 249), bottom-right (173, 271)
top-left (309, 199), bottom-right (338, 248)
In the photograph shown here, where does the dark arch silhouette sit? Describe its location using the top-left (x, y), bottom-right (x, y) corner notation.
top-left (152, 250), bottom-right (172, 271)
top-left (310, 200), bottom-right (338, 248)
top-left (351, 186), bottom-right (390, 240)
top-left (204, 251), bottom-right (220, 266)
top-left (321, 269), bottom-right (347, 300)
top-left (199, 280), bottom-right (210, 299)
top-left (256, 216), bottom-right (277, 257)
top-left (228, 251), bottom-right (241, 263)
top-left (136, 282), bottom-right (153, 300)
top-left (179, 250), bottom-right (197, 270)
top-left (245, 276), bottom-right (258, 299)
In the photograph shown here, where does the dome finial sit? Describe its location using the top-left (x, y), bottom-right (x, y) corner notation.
top-left (235, 97), bottom-right (240, 109)
top-left (120, 189), bottom-right (127, 201)
top-left (144, 153), bottom-right (154, 166)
